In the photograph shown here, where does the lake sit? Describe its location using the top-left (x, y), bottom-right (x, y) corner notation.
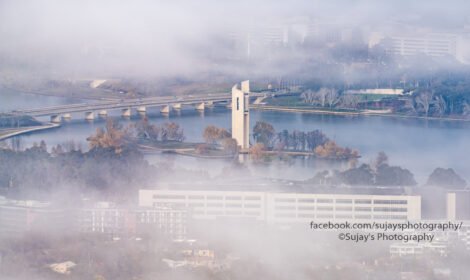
top-left (2, 87), bottom-right (470, 184)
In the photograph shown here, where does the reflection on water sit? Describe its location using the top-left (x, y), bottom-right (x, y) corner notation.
top-left (2, 89), bottom-right (470, 183)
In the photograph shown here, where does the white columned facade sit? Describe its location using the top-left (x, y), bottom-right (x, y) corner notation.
top-left (231, 80), bottom-right (250, 150)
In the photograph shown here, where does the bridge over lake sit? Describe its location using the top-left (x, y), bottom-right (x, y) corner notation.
top-left (7, 91), bottom-right (282, 123)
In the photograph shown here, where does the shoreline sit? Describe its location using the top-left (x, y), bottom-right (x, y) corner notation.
top-left (252, 105), bottom-right (470, 122)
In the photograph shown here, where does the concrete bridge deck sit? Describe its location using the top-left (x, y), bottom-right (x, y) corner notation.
top-left (5, 90), bottom-right (299, 123)
top-left (10, 92), bottom-right (266, 115)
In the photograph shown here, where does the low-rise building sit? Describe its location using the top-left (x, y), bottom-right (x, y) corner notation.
top-left (0, 197), bottom-right (67, 237)
top-left (78, 202), bottom-right (187, 239)
top-left (390, 239), bottom-right (449, 258)
top-left (139, 190), bottom-right (421, 225)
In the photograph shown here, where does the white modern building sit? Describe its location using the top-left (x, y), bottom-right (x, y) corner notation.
top-left (390, 239), bottom-right (449, 258)
top-left (372, 32), bottom-right (459, 59)
top-left (79, 201), bottom-right (187, 239)
top-left (446, 191), bottom-right (470, 221)
top-left (231, 80), bottom-right (250, 150)
top-left (139, 190), bottom-right (421, 225)
top-left (0, 197), bottom-right (67, 237)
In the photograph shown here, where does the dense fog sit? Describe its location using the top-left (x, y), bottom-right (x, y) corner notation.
top-left (2, 0), bottom-right (470, 279)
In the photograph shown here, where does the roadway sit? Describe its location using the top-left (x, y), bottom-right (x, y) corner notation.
top-left (8, 92), bottom-right (269, 117)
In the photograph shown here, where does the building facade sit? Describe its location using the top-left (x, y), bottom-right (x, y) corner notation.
top-left (380, 33), bottom-right (458, 58)
top-left (0, 197), bottom-right (67, 237)
top-left (78, 202), bottom-right (187, 239)
top-left (446, 191), bottom-right (470, 220)
top-left (139, 190), bottom-right (422, 225)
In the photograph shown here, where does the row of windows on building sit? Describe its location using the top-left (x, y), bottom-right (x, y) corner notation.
top-left (141, 190), bottom-right (420, 222)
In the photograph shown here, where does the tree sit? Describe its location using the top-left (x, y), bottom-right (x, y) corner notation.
top-left (463, 101), bottom-right (470, 118)
top-left (249, 143), bottom-right (266, 162)
top-left (340, 164), bottom-right (374, 185)
top-left (221, 138), bottom-right (238, 155)
top-left (134, 117), bottom-right (160, 140)
top-left (314, 141), bottom-right (357, 159)
top-left (39, 140), bottom-right (47, 152)
top-left (306, 130), bottom-right (328, 150)
top-left (252, 121), bottom-right (276, 148)
top-left (203, 125), bottom-right (230, 145)
top-left (325, 88), bottom-right (340, 108)
top-left (374, 151), bottom-right (388, 170)
top-left (87, 119), bottom-right (131, 154)
top-left (160, 122), bottom-right (185, 142)
top-left (339, 94), bottom-right (360, 109)
top-left (426, 168), bottom-right (467, 189)
top-left (301, 88), bottom-right (329, 107)
top-left (51, 144), bottom-right (64, 156)
top-left (203, 125), bottom-right (221, 144)
top-left (316, 88), bottom-right (329, 107)
top-left (375, 164), bottom-right (417, 186)
top-left (300, 89), bottom-right (316, 104)
top-left (433, 95), bottom-right (447, 116)
top-left (195, 144), bottom-right (210, 155)
top-left (415, 91), bottom-right (434, 116)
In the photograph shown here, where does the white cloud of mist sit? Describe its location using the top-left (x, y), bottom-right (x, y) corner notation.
top-left (1, 0), bottom-right (470, 80)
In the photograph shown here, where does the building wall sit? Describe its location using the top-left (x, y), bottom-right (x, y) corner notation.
top-left (231, 81), bottom-right (250, 150)
top-left (0, 199), bottom-right (67, 237)
top-left (78, 204), bottom-right (187, 239)
top-left (139, 190), bottom-right (422, 224)
top-left (447, 191), bottom-right (470, 220)
top-left (383, 34), bottom-right (458, 58)
top-left (0, 198), bottom-right (187, 239)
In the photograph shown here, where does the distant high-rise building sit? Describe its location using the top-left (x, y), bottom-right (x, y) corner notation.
top-left (378, 33), bottom-right (458, 58)
top-left (231, 80), bottom-right (250, 150)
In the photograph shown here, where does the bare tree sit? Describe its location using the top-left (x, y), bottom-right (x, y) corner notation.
top-left (463, 101), bottom-right (470, 118)
top-left (415, 91), bottom-right (434, 117)
top-left (325, 88), bottom-right (340, 108)
top-left (300, 90), bottom-right (316, 104)
top-left (403, 98), bottom-right (417, 115)
top-left (339, 94), bottom-right (360, 109)
top-left (433, 95), bottom-right (447, 117)
top-left (317, 88), bottom-right (329, 107)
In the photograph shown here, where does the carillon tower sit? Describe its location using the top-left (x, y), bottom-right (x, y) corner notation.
top-left (231, 80), bottom-right (250, 150)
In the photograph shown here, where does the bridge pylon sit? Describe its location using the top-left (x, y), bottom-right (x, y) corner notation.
top-left (85, 111), bottom-right (95, 121)
top-left (121, 108), bottom-right (131, 118)
top-left (160, 105), bottom-right (170, 114)
top-left (62, 113), bottom-right (72, 121)
top-left (195, 102), bottom-right (205, 111)
top-left (98, 110), bottom-right (108, 117)
top-left (50, 115), bottom-right (61, 123)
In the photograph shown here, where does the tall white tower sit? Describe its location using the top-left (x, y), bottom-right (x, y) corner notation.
top-left (231, 80), bottom-right (250, 150)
